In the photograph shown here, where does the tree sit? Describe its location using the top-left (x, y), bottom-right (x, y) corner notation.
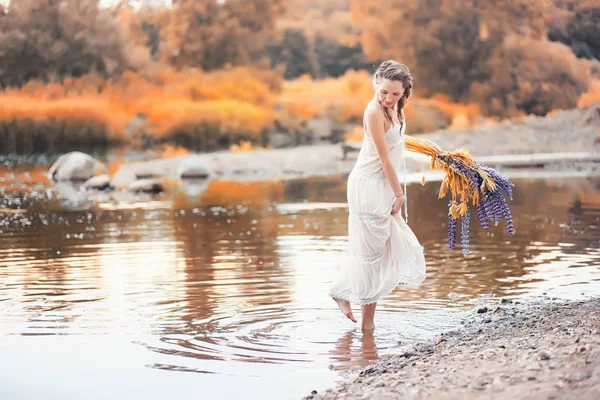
top-left (348, 0), bottom-right (592, 116)
top-left (0, 0), bottom-right (151, 88)
top-left (484, 37), bottom-right (591, 116)
top-left (313, 33), bottom-right (372, 78)
top-left (548, 7), bottom-right (600, 60)
top-left (157, 0), bottom-right (285, 71)
top-left (267, 28), bottom-right (319, 78)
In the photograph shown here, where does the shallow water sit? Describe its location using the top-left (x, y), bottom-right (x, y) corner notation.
top-left (1, 158), bottom-right (599, 399)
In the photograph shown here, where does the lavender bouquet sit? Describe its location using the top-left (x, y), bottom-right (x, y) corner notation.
top-left (406, 137), bottom-right (515, 255)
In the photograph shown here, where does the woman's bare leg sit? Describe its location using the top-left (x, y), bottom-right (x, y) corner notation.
top-left (361, 303), bottom-right (377, 332)
top-left (333, 297), bottom-right (357, 323)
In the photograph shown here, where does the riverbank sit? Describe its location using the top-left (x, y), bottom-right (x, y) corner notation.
top-left (304, 297), bottom-right (600, 400)
top-left (108, 103), bottom-right (600, 188)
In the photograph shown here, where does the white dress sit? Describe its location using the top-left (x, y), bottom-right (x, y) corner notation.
top-left (329, 119), bottom-right (427, 305)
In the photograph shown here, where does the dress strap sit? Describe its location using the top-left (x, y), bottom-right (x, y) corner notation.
top-left (402, 122), bottom-right (408, 224)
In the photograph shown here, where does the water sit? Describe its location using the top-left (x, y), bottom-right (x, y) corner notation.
top-left (1, 158), bottom-right (599, 399)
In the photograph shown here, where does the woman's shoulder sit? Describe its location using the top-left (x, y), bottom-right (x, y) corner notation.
top-left (364, 101), bottom-right (385, 122)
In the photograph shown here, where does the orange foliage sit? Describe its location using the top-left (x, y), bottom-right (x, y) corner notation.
top-left (0, 165), bottom-right (50, 188)
top-left (200, 180), bottom-right (284, 204)
top-left (0, 94), bottom-right (129, 140)
top-left (344, 125), bottom-right (364, 143)
top-left (1, 63), bottom-right (497, 151)
top-left (275, 72), bottom-right (491, 141)
top-left (415, 94), bottom-right (489, 129)
top-left (229, 140), bottom-right (253, 152)
top-left (280, 70), bottom-right (373, 126)
top-left (0, 66), bottom-right (280, 146)
top-left (160, 144), bottom-right (190, 158)
top-left (578, 79), bottom-right (600, 108)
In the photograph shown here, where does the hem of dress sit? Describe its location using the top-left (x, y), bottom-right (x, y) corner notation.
top-left (328, 247), bottom-right (426, 306)
top-left (329, 276), bottom-right (425, 306)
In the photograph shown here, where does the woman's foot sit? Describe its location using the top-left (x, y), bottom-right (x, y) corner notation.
top-left (333, 297), bottom-right (357, 323)
top-left (360, 303), bottom-right (377, 333)
top-left (361, 324), bottom-right (375, 333)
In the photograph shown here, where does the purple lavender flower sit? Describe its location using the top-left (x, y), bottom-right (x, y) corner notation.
top-left (504, 205), bottom-right (515, 235)
top-left (476, 200), bottom-right (489, 230)
top-left (478, 163), bottom-right (514, 199)
top-left (448, 201), bottom-right (457, 250)
top-left (437, 155), bottom-right (515, 253)
top-left (461, 206), bottom-right (471, 255)
top-left (489, 191), bottom-right (505, 224)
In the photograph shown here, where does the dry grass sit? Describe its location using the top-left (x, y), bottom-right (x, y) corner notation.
top-left (2, 66), bottom-right (571, 152)
top-left (0, 67), bottom-right (279, 152)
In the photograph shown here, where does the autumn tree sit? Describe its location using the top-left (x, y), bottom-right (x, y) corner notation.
top-left (313, 33), bottom-right (372, 78)
top-left (483, 37), bottom-right (591, 116)
top-left (267, 28), bottom-right (319, 78)
top-left (157, 0), bottom-right (285, 71)
top-left (348, 0), bottom-right (593, 116)
top-left (0, 0), bottom-right (151, 88)
top-left (549, 7), bottom-right (600, 60)
top-left (267, 0), bottom-right (370, 79)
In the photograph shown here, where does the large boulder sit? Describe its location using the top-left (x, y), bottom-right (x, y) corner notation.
top-left (48, 152), bottom-right (107, 182)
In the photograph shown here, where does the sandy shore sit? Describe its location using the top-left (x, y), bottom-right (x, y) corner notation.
top-left (419, 104), bottom-right (600, 157)
top-left (303, 297), bottom-right (600, 400)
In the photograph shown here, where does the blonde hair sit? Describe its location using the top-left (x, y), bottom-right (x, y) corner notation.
top-left (373, 60), bottom-right (413, 125)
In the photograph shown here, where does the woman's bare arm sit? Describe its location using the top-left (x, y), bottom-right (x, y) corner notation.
top-left (364, 104), bottom-right (404, 196)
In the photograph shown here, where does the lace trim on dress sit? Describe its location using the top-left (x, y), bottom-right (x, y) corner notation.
top-left (329, 247), bottom-right (425, 305)
top-left (349, 212), bottom-right (389, 224)
top-left (353, 169), bottom-right (386, 181)
top-left (349, 248), bottom-right (385, 264)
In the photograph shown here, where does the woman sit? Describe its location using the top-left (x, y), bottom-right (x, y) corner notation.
top-left (329, 60), bottom-right (440, 332)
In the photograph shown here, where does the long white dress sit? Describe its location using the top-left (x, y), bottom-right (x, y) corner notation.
top-left (329, 119), bottom-right (427, 305)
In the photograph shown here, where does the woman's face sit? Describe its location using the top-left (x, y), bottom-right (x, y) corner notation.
top-left (377, 79), bottom-right (405, 109)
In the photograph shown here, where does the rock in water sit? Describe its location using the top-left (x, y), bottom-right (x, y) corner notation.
top-left (126, 177), bottom-right (179, 194)
top-left (48, 152), bottom-right (107, 182)
top-left (178, 155), bottom-right (211, 179)
top-left (126, 178), bottom-right (165, 194)
top-left (82, 175), bottom-right (112, 191)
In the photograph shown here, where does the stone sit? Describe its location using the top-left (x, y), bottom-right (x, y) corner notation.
top-left (538, 350), bottom-right (551, 360)
top-left (178, 155), bottom-right (212, 179)
top-left (48, 151), bottom-right (107, 182)
top-left (81, 174), bottom-right (112, 191)
top-left (127, 178), bottom-right (166, 193)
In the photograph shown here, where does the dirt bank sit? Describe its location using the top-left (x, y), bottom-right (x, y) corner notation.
top-left (304, 297), bottom-right (600, 400)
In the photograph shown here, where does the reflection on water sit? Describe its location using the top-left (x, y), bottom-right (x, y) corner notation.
top-left (0, 169), bottom-right (599, 399)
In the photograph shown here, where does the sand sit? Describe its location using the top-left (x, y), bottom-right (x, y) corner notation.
top-left (304, 297), bottom-right (600, 400)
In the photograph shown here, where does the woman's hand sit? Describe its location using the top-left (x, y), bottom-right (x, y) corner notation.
top-left (391, 194), bottom-right (404, 215)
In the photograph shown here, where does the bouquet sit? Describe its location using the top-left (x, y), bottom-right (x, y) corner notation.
top-left (405, 136), bottom-right (515, 255)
